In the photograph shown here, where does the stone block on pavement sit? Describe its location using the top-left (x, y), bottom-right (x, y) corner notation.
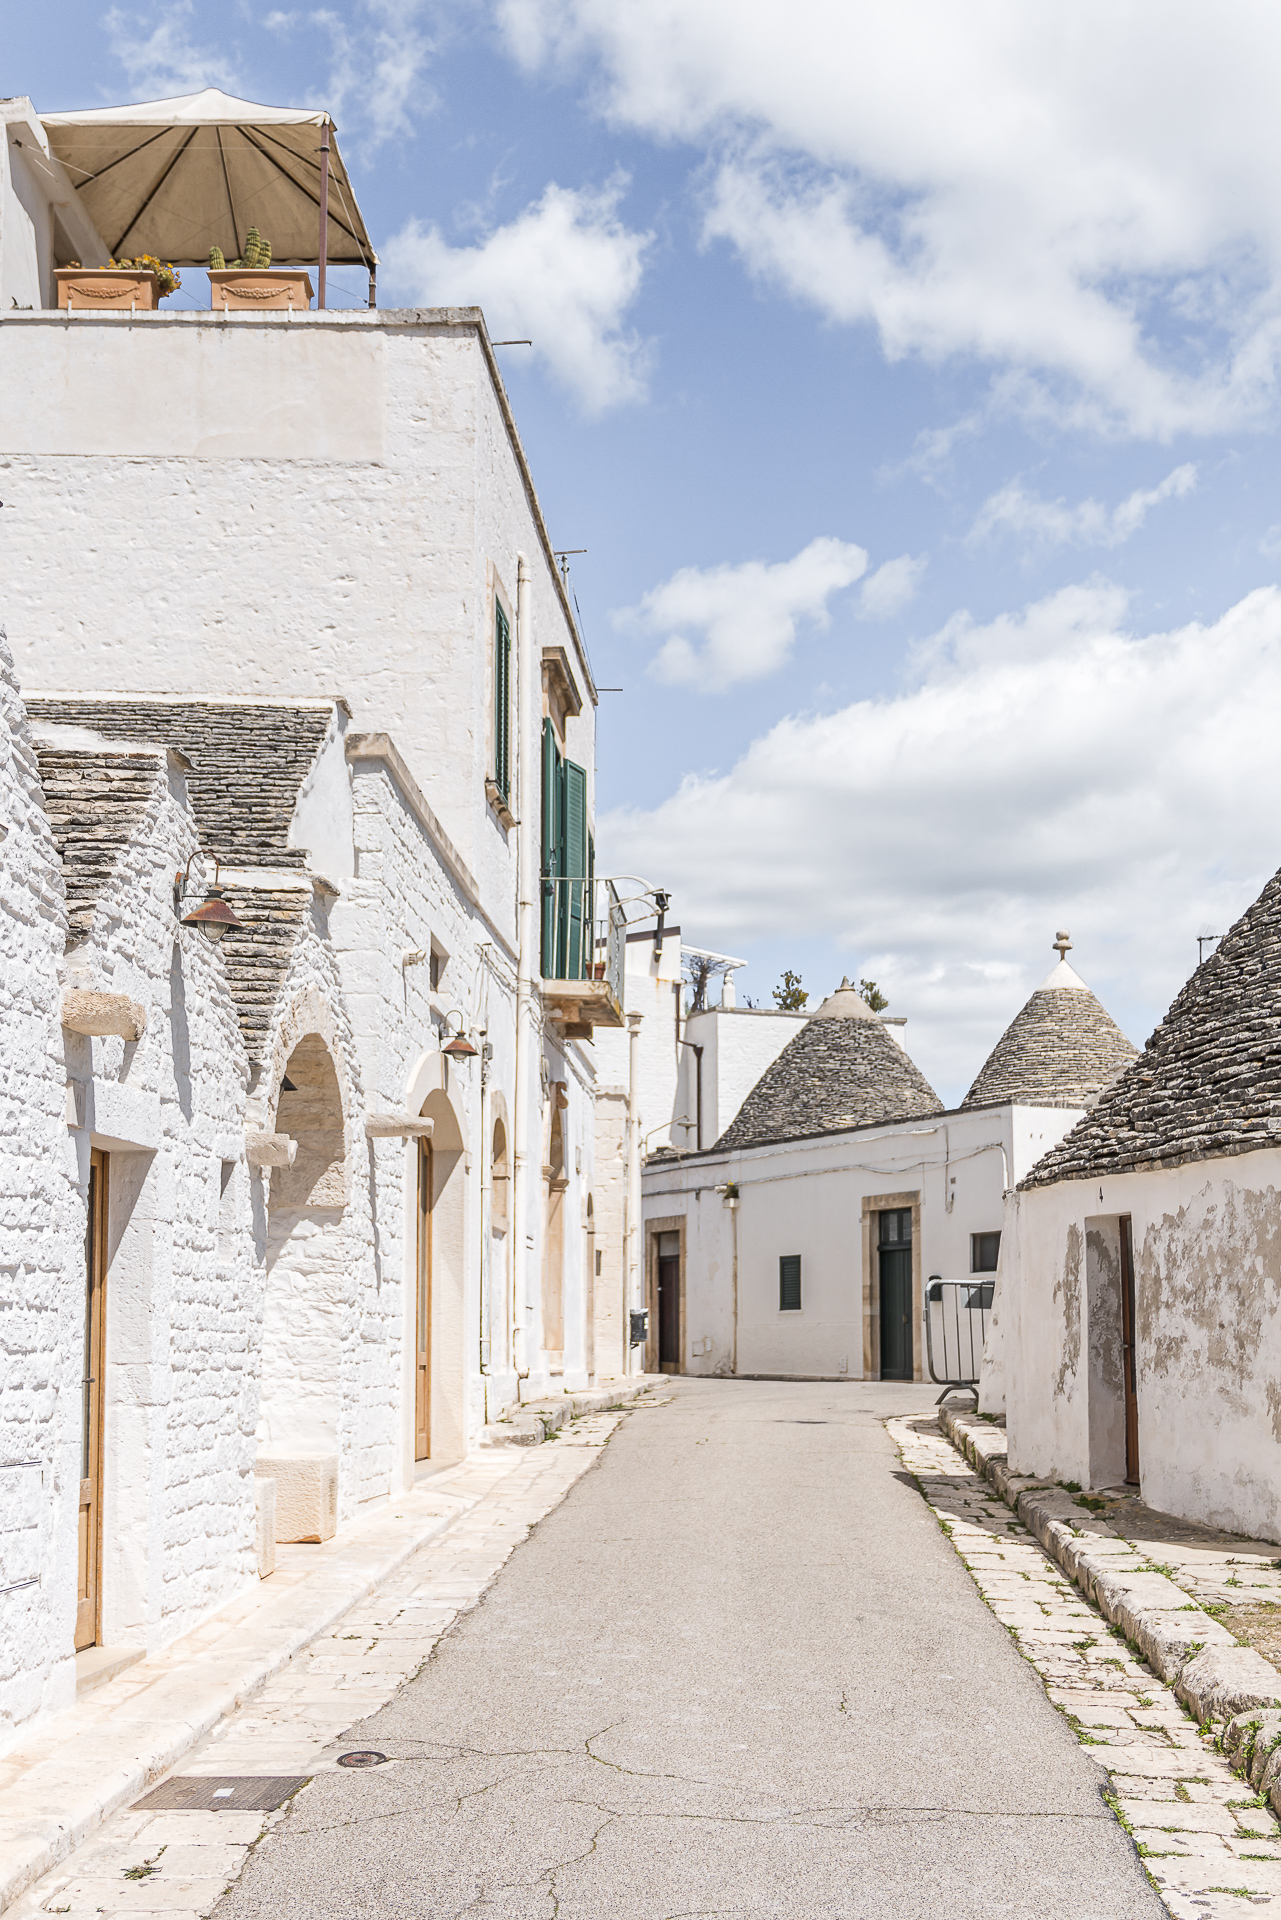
top-left (255, 1457), bottom-right (338, 1544)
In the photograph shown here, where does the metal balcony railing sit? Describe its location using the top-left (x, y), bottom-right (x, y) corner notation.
top-left (541, 876), bottom-right (625, 1006)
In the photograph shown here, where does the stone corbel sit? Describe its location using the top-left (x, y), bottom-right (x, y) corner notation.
top-left (61, 990), bottom-right (146, 1041)
top-left (246, 1132), bottom-right (298, 1168)
top-left (365, 1113), bottom-right (434, 1139)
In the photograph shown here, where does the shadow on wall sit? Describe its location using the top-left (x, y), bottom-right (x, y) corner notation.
top-left (258, 1033), bottom-right (347, 1455)
top-left (169, 942), bottom-right (192, 1122)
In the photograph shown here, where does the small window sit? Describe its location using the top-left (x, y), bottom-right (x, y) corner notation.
top-left (657, 1231), bottom-right (680, 1258)
top-left (493, 600), bottom-right (512, 802)
top-left (779, 1254), bottom-right (802, 1312)
top-left (971, 1230), bottom-right (1001, 1273)
top-left (429, 944), bottom-right (446, 993)
top-left (878, 1208), bottom-right (912, 1247)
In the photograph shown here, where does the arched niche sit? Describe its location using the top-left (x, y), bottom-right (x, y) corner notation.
top-left (489, 1102), bottom-right (511, 1375)
top-left (258, 1029), bottom-right (349, 1457)
top-left (411, 1078), bottom-right (468, 1464)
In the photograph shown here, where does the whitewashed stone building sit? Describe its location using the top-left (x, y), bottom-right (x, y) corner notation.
top-left (0, 89), bottom-right (631, 1747)
top-left (642, 945), bottom-right (1136, 1384)
top-left (997, 883), bottom-right (1281, 1544)
top-left (0, 657), bottom-right (269, 1746)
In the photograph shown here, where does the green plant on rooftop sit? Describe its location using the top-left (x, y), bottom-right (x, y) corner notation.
top-left (210, 227), bottom-right (274, 271)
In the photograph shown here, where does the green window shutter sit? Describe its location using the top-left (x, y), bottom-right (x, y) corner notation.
top-left (564, 760), bottom-right (588, 977)
top-left (564, 762), bottom-right (587, 878)
top-left (494, 602), bottom-right (511, 800)
top-left (779, 1255), bottom-right (802, 1312)
top-left (541, 720), bottom-right (558, 975)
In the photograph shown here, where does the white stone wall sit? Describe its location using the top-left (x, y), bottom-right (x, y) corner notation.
top-left (0, 635), bottom-right (76, 1751)
top-left (678, 1005), bottom-right (811, 1149)
top-left (1003, 1149), bottom-right (1281, 1542)
top-left (0, 311), bottom-right (593, 935)
top-left (55, 749), bottom-right (255, 1658)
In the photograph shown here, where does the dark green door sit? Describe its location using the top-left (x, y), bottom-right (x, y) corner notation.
top-left (879, 1208), bottom-right (913, 1380)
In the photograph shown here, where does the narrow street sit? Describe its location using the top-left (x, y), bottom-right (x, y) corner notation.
top-left (217, 1380), bottom-right (1160, 1920)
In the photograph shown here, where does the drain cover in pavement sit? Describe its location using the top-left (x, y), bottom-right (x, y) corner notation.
top-left (133, 1776), bottom-right (310, 1812)
top-left (336, 1750), bottom-right (388, 1768)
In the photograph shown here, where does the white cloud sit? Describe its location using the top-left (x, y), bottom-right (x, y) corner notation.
top-left (859, 553), bottom-right (925, 619)
top-left (104, 0), bottom-right (240, 95)
top-left (621, 536), bottom-right (868, 691)
top-left (301, 2), bottom-right (438, 150)
top-left (496, 1), bottom-right (1281, 436)
top-left (970, 464), bottom-right (1198, 549)
top-left (600, 579), bottom-right (1281, 1099)
top-left (382, 180), bottom-right (652, 413)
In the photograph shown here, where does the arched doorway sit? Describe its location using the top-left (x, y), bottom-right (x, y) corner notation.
top-left (543, 1105), bottom-right (567, 1362)
top-left (491, 1115), bottom-right (509, 1372)
top-left (259, 1033), bottom-right (348, 1455)
top-left (414, 1086), bottom-right (466, 1460)
top-left (415, 1138), bottom-right (432, 1460)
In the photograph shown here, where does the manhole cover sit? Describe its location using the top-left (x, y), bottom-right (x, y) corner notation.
top-left (134, 1776), bottom-right (309, 1812)
top-left (337, 1750), bottom-right (388, 1769)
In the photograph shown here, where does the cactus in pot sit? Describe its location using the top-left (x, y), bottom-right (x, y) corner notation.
top-left (210, 230), bottom-right (275, 271)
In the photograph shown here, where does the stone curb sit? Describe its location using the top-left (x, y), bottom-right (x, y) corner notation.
top-left (937, 1405), bottom-right (1281, 1809)
top-left (481, 1377), bottom-right (660, 1447)
top-left (0, 1459), bottom-right (533, 1914)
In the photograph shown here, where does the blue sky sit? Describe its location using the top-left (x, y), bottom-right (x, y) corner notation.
top-left (16, 1), bottom-right (1281, 1100)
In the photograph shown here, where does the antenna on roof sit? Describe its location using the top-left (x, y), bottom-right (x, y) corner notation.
top-left (1053, 930), bottom-right (1072, 961)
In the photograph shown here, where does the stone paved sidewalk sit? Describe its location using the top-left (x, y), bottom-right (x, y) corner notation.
top-left (3, 1409), bottom-right (633, 1920)
top-left (892, 1413), bottom-right (1281, 1920)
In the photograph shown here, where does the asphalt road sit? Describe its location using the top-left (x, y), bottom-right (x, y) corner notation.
top-left (217, 1379), bottom-right (1163, 1919)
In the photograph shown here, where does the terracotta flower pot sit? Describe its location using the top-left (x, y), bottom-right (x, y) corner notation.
top-left (56, 269), bottom-right (158, 311)
top-left (209, 270), bottom-right (314, 311)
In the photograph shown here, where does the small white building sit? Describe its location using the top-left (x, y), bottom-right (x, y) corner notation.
top-left (643, 950), bottom-right (1137, 1384)
top-left (997, 883), bottom-right (1281, 1544)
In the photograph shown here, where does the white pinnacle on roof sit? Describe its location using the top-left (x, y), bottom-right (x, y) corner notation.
top-left (962, 932), bottom-right (1136, 1111)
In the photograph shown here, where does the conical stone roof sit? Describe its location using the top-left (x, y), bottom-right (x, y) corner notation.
top-left (962, 939), bottom-right (1136, 1111)
top-left (712, 979), bottom-right (943, 1151)
top-left (1025, 878), bottom-right (1281, 1188)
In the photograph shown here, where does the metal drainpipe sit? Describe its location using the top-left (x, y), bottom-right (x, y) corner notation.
top-left (731, 1197), bottom-right (739, 1375)
top-left (626, 1011), bottom-right (643, 1374)
top-left (678, 1040), bottom-right (704, 1150)
top-left (512, 553), bottom-right (534, 1380)
top-left (478, 1032), bottom-right (491, 1408)
top-left (317, 123), bottom-right (330, 310)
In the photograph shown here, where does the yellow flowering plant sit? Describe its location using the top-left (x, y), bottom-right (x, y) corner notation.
top-left (104, 255), bottom-right (182, 298)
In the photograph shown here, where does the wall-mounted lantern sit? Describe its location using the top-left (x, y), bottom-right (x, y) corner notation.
top-left (175, 854), bottom-right (244, 944)
top-left (439, 1009), bottom-right (478, 1058)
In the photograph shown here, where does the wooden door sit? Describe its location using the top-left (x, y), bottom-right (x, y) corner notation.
top-left (878, 1208), bottom-right (913, 1381)
top-left (415, 1140), bottom-right (432, 1461)
top-left (77, 1149), bottom-right (107, 1650)
top-left (1119, 1214), bottom-right (1140, 1485)
top-left (657, 1231), bottom-right (680, 1370)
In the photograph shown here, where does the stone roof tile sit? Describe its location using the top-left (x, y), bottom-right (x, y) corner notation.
top-left (216, 882), bottom-right (314, 1062)
top-left (963, 958), bottom-right (1136, 1111)
top-left (35, 747), bottom-right (164, 942)
top-left (1023, 880), bottom-right (1281, 1187)
top-left (26, 698), bottom-right (332, 868)
top-left (713, 1009), bottom-right (943, 1151)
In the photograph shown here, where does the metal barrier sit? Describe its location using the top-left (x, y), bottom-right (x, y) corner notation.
top-left (924, 1276), bottom-right (994, 1405)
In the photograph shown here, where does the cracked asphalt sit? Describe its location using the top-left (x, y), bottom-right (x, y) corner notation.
top-left (215, 1378), bottom-right (1164, 1918)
